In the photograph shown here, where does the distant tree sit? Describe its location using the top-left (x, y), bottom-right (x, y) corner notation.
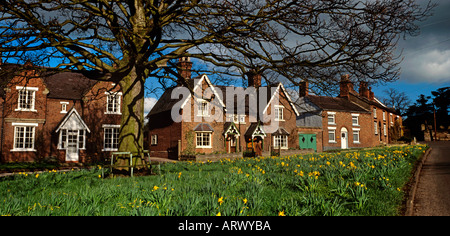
top-left (0, 0), bottom-right (435, 155)
top-left (431, 87), bottom-right (450, 129)
top-left (381, 88), bottom-right (411, 116)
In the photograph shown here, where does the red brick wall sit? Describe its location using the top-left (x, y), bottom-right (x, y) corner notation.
top-left (82, 81), bottom-right (122, 161)
top-left (0, 74), bottom-right (122, 163)
top-left (148, 111), bottom-right (182, 159)
top-left (322, 110), bottom-right (373, 151)
top-left (147, 81), bottom-right (301, 159)
top-left (263, 89), bottom-right (299, 151)
top-left (1, 70), bottom-right (47, 162)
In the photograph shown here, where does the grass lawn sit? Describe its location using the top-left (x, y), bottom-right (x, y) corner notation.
top-left (0, 144), bottom-right (427, 216)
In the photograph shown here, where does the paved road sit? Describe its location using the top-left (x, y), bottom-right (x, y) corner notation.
top-left (413, 141), bottom-right (450, 216)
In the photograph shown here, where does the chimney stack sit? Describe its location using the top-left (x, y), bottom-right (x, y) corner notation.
top-left (369, 88), bottom-right (374, 101)
top-left (299, 81), bottom-right (309, 97)
top-left (177, 57), bottom-right (192, 80)
top-left (359, 81), bottom-right (370, 99)
top-left (339, 74), bottom-right (353, 99)
top-left (246, 70), bottom-right (261, 88)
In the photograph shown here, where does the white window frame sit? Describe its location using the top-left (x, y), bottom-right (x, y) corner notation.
top-left (274, 105), bottom-right (284, 121)
top-left (327, 112), bottom-right (336, 125)
top-left (383, 124), bottom-right (387, 136)
top-left (233, 114), bottom-right (239, 123)
top-left (225, 113), bottom-right (233, 122)
top-left (352, 128), bottom-right (360, 144)
top-left (102, 124), bottom-right (120, 151)
top-left (196, 132), bottom-right (212, 148)
top-left (15, 86), bottom-right (38, 112)
top-left (58, 129), bottom-right (86, 150)
top-left (196, 99), bottom-right (209, 117)
top-left (383, 111), bottom-right (386, 121)
top-left (273, 135), bottom-right (288, 149)
top-left (374, 121), bottom-right (378, 135)
top-left (373, 108), bottom-right (377, 118)
top-left (60, 102), bottom-right (69, 114)
top-left (105, 92), bottom-right (122, 115)
top-left (239, 115), bottom-right (246, 124)
top-left (351, 113), bottom-right (359, 126)
top-left (328, 126), bottom-right (337, 143)
top-left (151, 134), bottom-right (158, 145)
top-left (11, 123), bottom-right (38, 152)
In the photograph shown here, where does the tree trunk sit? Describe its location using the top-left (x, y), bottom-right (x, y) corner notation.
top-left (113, 65), bottom-right (146, 174)
top-left (119, 65), bottom-right (145, 154)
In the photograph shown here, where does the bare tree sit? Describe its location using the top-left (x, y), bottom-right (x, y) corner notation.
top-left (0, 0), bottom-right (434, 154)
top-left (381, 88), bottom-right (412, 116)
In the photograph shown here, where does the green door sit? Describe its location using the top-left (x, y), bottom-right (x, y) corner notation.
top-left (308, 134), bottom-right (317, 152)
top-left (299, 134), bottom-right (308, 149)
top-left (299, 134), bottom-right (317, 152)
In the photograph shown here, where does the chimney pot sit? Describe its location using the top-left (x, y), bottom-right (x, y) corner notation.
top-left (177, 57), bottom-right (193, 81)
top-left (359, 81), bottom-right (370, 99)
top-left (339, 74), bottom-right (353, 99)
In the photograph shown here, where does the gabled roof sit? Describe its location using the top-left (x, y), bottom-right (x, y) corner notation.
top-left (55, 107), bottom-right (91, 133)
top-left (223, 122), bottom-right (240, 136)
top-left (272, 127), bottom-right (290, 135)
top-left (147, 75), bottom-right (300, 121)
top-left (179, 74), bottom-right (226, 110)
top-left (148, 74), bottom-right (226, 116)
top-left (0, 66), bottom-right (99, 100)
top-left (262, 83), bottom-right (300, 116)
top-left (244, 121), bottom-right (267, 138)
top-left (303, 95), bottom-right (369, 113)
top-left (193, 123), bottom-right (214, 132)
top-left (43, 72), bottom-right (98, 100)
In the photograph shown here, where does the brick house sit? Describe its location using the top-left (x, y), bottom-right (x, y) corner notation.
top-left (296, 75), bottom-right (402, 152)
top-left (146, 59), bottom-right (299, 159)
top-left (0, 62), bottom-right (122, 163)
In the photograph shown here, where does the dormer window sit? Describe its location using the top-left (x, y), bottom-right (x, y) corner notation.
top-left (105, 92), bottom-right (122, 114)
top-left (15, 86), bottom-right (38, 112)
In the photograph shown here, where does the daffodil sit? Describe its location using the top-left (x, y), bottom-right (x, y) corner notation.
top-left (218, 197), bottom-right (224, 205)
top-left (278, 210), bottom-right (286, 216)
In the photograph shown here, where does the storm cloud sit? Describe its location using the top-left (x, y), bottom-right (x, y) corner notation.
top-left (398, 0), bottom-right (450, 84)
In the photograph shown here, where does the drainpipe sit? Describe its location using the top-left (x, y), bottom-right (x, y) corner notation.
top-left (0, 95), bottom-right (5, 162)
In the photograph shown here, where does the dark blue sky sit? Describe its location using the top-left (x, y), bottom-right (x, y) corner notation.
top-left (372, 0), bottom-right (450, 103)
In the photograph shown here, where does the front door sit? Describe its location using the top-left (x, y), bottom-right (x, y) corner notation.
top-left (341, 128), bottom-right (348, 149)
top-left (226, 135), bottom-right (237, 153)
top-left (66, 130), bottom-right (79, 162)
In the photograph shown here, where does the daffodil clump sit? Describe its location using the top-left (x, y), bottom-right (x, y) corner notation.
top-left (0, 144), bottom-right (427, 216)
